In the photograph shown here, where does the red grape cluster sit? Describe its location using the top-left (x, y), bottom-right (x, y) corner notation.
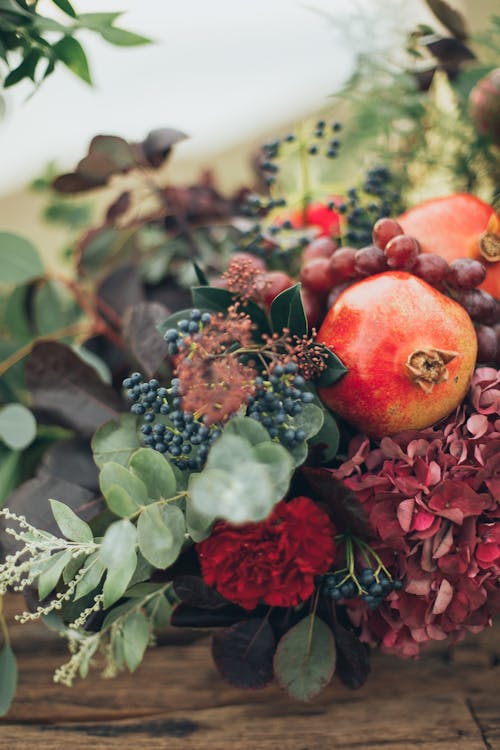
top-left (298, 218), bottom-right (499, 364)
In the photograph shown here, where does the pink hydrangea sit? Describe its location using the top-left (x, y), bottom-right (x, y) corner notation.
top-left (331, 367), bottom-right (500, 658)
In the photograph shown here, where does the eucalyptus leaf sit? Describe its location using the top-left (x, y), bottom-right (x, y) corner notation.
top-left (99, 462), bottom-right (148, 508)
top-left (0, 404), bottom-right (36, 450)
top-left (0, 644), bottom-right (17, 716)
top-left (0, 232), bottom-right (44, 284)
top-left (103, 484), bottom-right (137, 518)
top-left (122, 611), bottom-right (150, 672)
top-left (223, 416), bottom-right (270, 446)
top-left (204, 434), bottom-right (255, 473)
top-left (129, 448), bottom-right (177, 500)
top-left (137, 504), bottom-right (185, 569)
top-left (274, 615), bottom-right (336, 701)
top-left (99, 519), bottom-right (137, 569)
top-left (252, 442), bottom-right (293, 499)
top-left (293, 402), bottom-right (324, 440)
top-left (92, 415), bottom-right (141, 468)
top-left (49, 498), bottom-right (93, 543)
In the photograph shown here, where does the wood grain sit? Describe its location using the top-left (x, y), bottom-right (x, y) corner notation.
top-left (1, 596), bottom-right (499, 750)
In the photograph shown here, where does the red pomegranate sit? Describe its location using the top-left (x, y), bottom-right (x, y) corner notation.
top-left (398, 194), bottom-right (500, 299)
top-left (317, 272), bottom-right (477, 437)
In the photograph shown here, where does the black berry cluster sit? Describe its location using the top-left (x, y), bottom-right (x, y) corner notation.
top-left (163, 309), bottom-right (212, 356)
top-left (246, 362), bottom-right (315, 447)
top-left (320, 567), bottom-right (403, 610)
top-left (339, 167), bottom-right (403, 247)
top-left (122, 372), bottom-right (219, 470)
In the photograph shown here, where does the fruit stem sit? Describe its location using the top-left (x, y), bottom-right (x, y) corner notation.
top-left (405, 347), bottom-right (458, 393)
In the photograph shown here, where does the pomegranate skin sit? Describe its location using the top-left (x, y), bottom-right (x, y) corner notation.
top-left (317, 272), bottom-right (477, 437)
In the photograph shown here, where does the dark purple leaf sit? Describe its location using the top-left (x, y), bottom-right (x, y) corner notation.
top-left (52, 172), bottom-right (104, 193)
top-left (37, 438), bottom-right (100, 493)
top-left (332, 620), bottom-right (371, 690)
top-left (106, 191), bottom-right (131, 223)
top-left (172, 575), bottom-right (227, 609)
top-left (421, 35), bottom-right (475, 64)
top-left (0, 475), bottom-right (104, 560)
top-left (171, 603), bottom-right (250, 628)
top-left (212, 618), bottom-right (275, 689)
top-left (141, 128), bottom-right (188, 168)
top-left (122, 302), bottom-right (170, 378)
top-left (300, 467), bottom-right (372, 538)
top-left (97, 265), bottom-right (145, 318)
top-left (25, 342), bottom-right (123, 437)
top-left (424, 0), bottom-right (468, 40)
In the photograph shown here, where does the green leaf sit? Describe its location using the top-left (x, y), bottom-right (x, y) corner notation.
top-left (99, 519), bottom-right (137, 569)
top-left (102, 599), bottom-right (138, 629)
top-left (122, 611), bottom-right (150, 672)
top-left (49, 498), bottom-right (93, 543)
top-left (99, 462), bottom-right (148, 509)
top-left (102, 551), bottom-right (137, 609)
top-left (270, 283), bottom-right (307, 336)
top-left (5, 285), bottom-right (33, 343)
top-left (0, 404), bottom-right (36, 450)
top-left (34, 279), bottom-right (80, 336)
top-left (74, 554), bottom-right (106, 601)
top-left (147, 593), bottom-right (172, 629)
top-left (51, 0), bottom-right (76, 17)
top-left (0, 645), bottom-right (17, 716)
top-left (185, 496), bottom-right (214, 542)
top-left (137, 504), bottom-right (185, 569)
top-left (293, 402), bottom-right (324, 440)
top-left (4, 49), bottom-right (40, 87)
top-left (0, 447), bottom-right (22, 506)
top-left (77, 12), bottom-right (123, 29)
top-left (92, 414), bottom-right (141, 468)
top-left (223, 416), bottom-right (270, 446)
top-left (38, 549), bottom-right (73, 600)
top-left (0, 232), bottom-right (44, 284)
top-left (193, 261), bottom-right (208, 285)
top-left (129, 448), bottom-right (177, 500)
top-left (314, 345), bottom-right (348, 387)
top-left (98, 26), bottom-right (152, 47)
top-left (310, 409), bottom-right (340, 463)
top-left (52, 36), bottom-right (92, 85)
top-left (287, 440), bottom-right (308, 468)
top-left (274, 615), bottom-right (336, 701)
top-left (103, 485), bottom-right (137, 518)
top-left (205, 434), bottom-right (256, 473)
top-left (252, 442), bottom-right (293, 500)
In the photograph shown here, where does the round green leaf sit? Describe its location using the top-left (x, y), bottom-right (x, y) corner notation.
top-left (104, 484), bottom-right (138, 518)
top-left (205, 434), bottom-right (255, 473)
top-left (137, 503), bottom-right (184, 569)
top-left (92, 414), bottom-right (141, 468)
top-left (129, 448), bottom-right (177, 500)
top-left (99, 462), bottom-right (148, 508)
top-left (293, 402), bottom-right (324, 440)
top-left (274, 615), bottom-right (336, 701)
top-left (0, 404), bottom-right (36, 450)
top-left (99, 519), bottom-right (137, 569)
top-left (0, 232), bottom-right (44, 284)
top-left (224, 416), bottom-right (270, 446)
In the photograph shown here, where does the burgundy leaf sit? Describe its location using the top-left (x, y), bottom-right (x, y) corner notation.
top-left (37, 438), bottom-right (100, 493)
top-left (212, 618), bottom-right (275, 689)
top-left (122, 302), bottom-right (170, 378)
top-left (25, 342), bottom-right (122, 437)
top-left (171, 603), bottom-right (249, 629)
top-left (106, 191), bottom-right (131, 223)
top-left (332, 620), bottom-right (371, 690)
top-left (141, 128), bottom-right (188, 168)
top-left (172, 575), bottom-right (227, 609)
top-left (301, 467), bottom-right (372, 538)
top-left (98, 265), bottom-right (145, 318)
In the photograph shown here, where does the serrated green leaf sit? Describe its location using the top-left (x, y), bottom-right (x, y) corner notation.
top-left (223, 416), bottom-right (270, 446)
top-left (0, 232), bottom-right (44, 284)
top-left (49, 499), bottom-right (93, 543)
top-left (99, 26), bottom-right (152, 47)
top-left (102, 551), bottom-right (137, 609)
top-left (0, 404), bottom-right (36, 450)
top-left (38, 549), bottom-right (72, 600)
top-left (315, 345), bottom-right (348, 387)
top-left (122, 611), bottom-right (150, 672)
top-left (270, 282), bottom-right (307, 336)
top-left (92, 415), bottom-right (141, 468)
top-left (274, 615), bottom-right (336, 701)
top-left (129, 448), bottom-right (177, 500)
top-left (137, 504), bottom-right (185, 569)
top-left (0, 645), bottom-right (17, 716)
top-left (99, 462), bottom-right (148, 509)
top-left (53, 36), bottom-right (92, 85)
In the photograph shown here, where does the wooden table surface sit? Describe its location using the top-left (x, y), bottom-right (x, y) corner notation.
top-left (1, 596), bottom-right (499, 750)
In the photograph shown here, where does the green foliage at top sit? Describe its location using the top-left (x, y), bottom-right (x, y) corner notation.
top-left (0, 0), bottom-right (151, 94)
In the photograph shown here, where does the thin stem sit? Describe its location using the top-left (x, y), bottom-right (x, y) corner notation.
top-left (0, 322), bottom-right (92, 377)
top-left (128, 492), bottom-right (188, 522)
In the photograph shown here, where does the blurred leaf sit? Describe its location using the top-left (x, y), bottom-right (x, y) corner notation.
top-left (77, 12), bottom-right (123, 29)
top-left (0, 645), bottom-right (17, 716)
top-left (4, 49), bottom-right (40, 87)
top-left (212, 619), bottom-right (275, 689)
top-left (37, 438), bottom-right (100, 493)
top-left (100, 461), bottom-right (148, 508)
top-left (0, 404), bottom-right (36, 450)
top-left (137, 504), bottom-right (185, 569)
top-left (89, 135), bottom-right (136, 170)
top-left (141, 128), bottom-right (188, 168)
top-left (274, 615), bottom-right (336, 701)
top-left (425, 0), bottom-right (468, 40)
top-left (172, 575), bottom-right (227, 609)
top-left (122, 611), bottom-right (150, 672)
top-left (100, 518), bottom-right (137, 568)
top-left (315, 345), bottom-right (348, 387)
top-left (25, 342), bottom-right (122, 438)
top-left (300, 467), bottom-right (371, 537)
top-left (92, 414), bottom-right (141, 469)
top-left (98, 26), bottom-right (151, 47)
top-left (98, 264), bottom-right (144, 317)
top-left (43, 200), bottom-right (92, 229)
top-left (122, 302), bottom-right (169, 378)
top-left (422, 35), bottom-right (475, 64)
top-left (49, 498), bottom-right (93, 542)
top-left (106, 191), bottom-right (130, 223)
top-left (4, 285), bottom-right (32, 343)
top-left (103, 484), bottom-right (137, 517)
top-left (51, 0), bottom-right (76, 18)
top-left (52, 36), bottom-right (92, 85)
top-left (332, 619), bottom-right (371, 690)
top-left (0, 232), bottom-right (44, 284)
top-left (33, 279), bottom-right (81, 336)
top-left (0, 447), bottom-right (22, 506)
top-left (223, 416), bottom-right (270, 446)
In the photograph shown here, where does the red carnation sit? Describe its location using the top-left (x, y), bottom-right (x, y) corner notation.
top-left (197, 497), bottom-right (336, 610)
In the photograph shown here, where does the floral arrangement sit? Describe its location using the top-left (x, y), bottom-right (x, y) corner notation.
top-left (0, 7), bottom-right (499, 711)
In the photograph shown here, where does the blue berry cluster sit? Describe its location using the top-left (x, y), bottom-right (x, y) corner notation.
top-left (122, 372), bottom-right (218, 470)
top-left (338, 167), bottom-right (403, 247)
top-left (163, 309), bottom-right (212, 356)
top-left (320, 568), bottom-right (403, 610)
top-left (246, 362), bottom-right (315, 447)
